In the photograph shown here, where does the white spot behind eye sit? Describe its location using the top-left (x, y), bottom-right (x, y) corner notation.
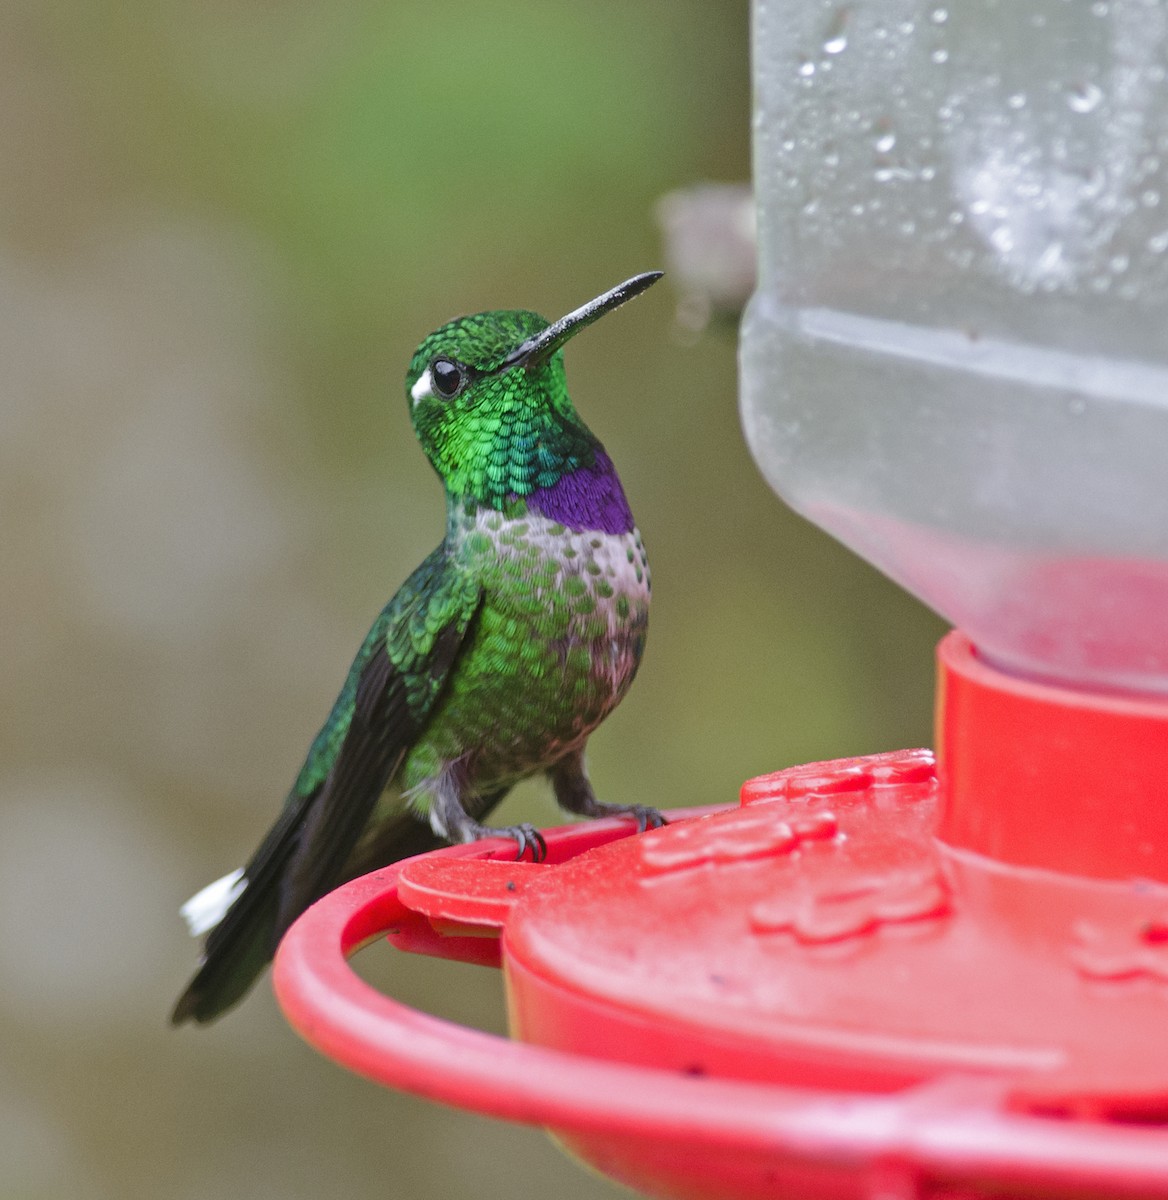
top-left (410, 368), bottom-right (434, 406)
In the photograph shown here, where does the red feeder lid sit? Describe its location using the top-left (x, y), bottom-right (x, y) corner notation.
top-left (275, 632), bottom-right (1168, 1200)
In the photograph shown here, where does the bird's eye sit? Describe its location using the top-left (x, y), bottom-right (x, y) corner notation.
top-left (431, 357), bottom-right (465, 398)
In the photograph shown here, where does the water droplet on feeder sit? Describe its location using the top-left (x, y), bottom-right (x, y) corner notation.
top-left (990, 226), bottom-right (1014, 253)
top-left (822, 7), bottom-right (850, 55)
top-left (874, 128), bottom-right (897, 154)
top-left (1067, 82), bottom-right (1103, 114)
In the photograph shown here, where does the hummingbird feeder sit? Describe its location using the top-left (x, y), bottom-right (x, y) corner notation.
top-left (276, 1), bottom-right (1168, 1196)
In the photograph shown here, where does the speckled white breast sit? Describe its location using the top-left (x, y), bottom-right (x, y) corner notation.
top-left (474, 508), bottom-right (650, 696)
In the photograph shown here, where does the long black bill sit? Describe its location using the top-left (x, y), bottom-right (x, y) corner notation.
top-left (499, 271), bottom-right (663, 371)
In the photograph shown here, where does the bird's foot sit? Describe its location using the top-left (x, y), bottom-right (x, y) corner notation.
top-left (547, 757), bottom-right (666, 834)
top-left (431, 788), bottom-right (547, 861)
top-left (574, 800), bottom-right (667, 833)
top-left (473, 821), bottom-right (548, 863)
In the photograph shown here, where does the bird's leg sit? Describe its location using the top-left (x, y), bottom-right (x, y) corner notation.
top-left (429, 772), bottom-right (547, 863)
top-left (549, 750), bottom-right (665, 832)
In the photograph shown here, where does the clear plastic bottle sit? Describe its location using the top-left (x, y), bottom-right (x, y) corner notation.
top-left (741, 0), bottom-right (1168, 694)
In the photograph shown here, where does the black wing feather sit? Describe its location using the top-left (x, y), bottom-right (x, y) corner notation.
top-left (276, 642), bottom-right (409, 934)
top-left (171, 557), bottom-right (483, 1025)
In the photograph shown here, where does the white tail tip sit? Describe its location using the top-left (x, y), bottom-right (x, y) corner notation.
top-left (180, 868), bottom-right (246, 937)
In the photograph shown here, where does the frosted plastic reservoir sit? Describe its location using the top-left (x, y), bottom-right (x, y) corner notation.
top-left (741, 0), bottom-right (1168, 694)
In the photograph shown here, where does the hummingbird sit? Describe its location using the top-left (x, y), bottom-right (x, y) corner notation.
top-left (172, 272), bottom-right (664, 1025)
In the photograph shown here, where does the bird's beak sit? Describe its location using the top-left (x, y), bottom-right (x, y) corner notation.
top-left (499, 271), bottom-right (663, 371)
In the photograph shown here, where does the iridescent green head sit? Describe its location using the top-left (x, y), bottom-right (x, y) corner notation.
top-left (405, 273), bottom-right (661, 508)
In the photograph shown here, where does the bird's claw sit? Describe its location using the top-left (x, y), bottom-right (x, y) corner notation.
top-left (578, 802), bottom-right (666, 833)
top-left (622, 804), bottom-right (667, 833)
top-left (491, 822), bottom-right (548, 863)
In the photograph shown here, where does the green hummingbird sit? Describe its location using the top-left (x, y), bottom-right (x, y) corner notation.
top-left (172, 272), bottom-right (663, 1025)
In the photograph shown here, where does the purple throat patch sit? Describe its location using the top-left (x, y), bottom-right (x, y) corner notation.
top-left (524, 449), bottom-right (635, 535)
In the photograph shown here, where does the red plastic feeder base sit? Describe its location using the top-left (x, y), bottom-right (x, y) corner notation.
top-left (275, 632), bottom-right (1168, 1199)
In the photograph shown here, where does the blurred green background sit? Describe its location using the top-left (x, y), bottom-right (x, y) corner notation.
top-left (0, 1), bottom-right (945, 1196)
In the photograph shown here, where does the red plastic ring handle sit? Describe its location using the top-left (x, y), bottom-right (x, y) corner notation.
top-left (273, 827), bottom-right (1168, 1196)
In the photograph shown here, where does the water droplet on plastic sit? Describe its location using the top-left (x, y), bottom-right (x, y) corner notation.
top-left (1110, 254), bottom-right (1130, 274)
top-left (1079, 167), bottom-right (1106, 200)
top-left (931, 48), bottom-right (949, 64)
top-left (1037, 242), bottom-right (1064, 273)
top-left (930, 7), bottom-right (948, 23)
top-left (990, 227), bottom-right (1014, 253)
top-left (1067, 82), bottom-right (1103, 114)
top-left (1143, 189), bottom-right (1161, 208)
top-left (873, 124), bottom-right (897, 154)
top-left (1149, 230), bottom-right (1168, 253)
top-left (1091, 0), bottom-right (1108, 15)
top-left (1007, 93), bottom-right (1027, 110)
top-left (798, 58), bottom-right (816, 78)
top-left (822, 8), bottom-right (850, 55)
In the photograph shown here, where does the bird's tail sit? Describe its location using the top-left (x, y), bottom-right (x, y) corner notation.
top-left (170, 797), bottom-right (501, 1026)
top-left (171, 794), bottom-right (313, 1025)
